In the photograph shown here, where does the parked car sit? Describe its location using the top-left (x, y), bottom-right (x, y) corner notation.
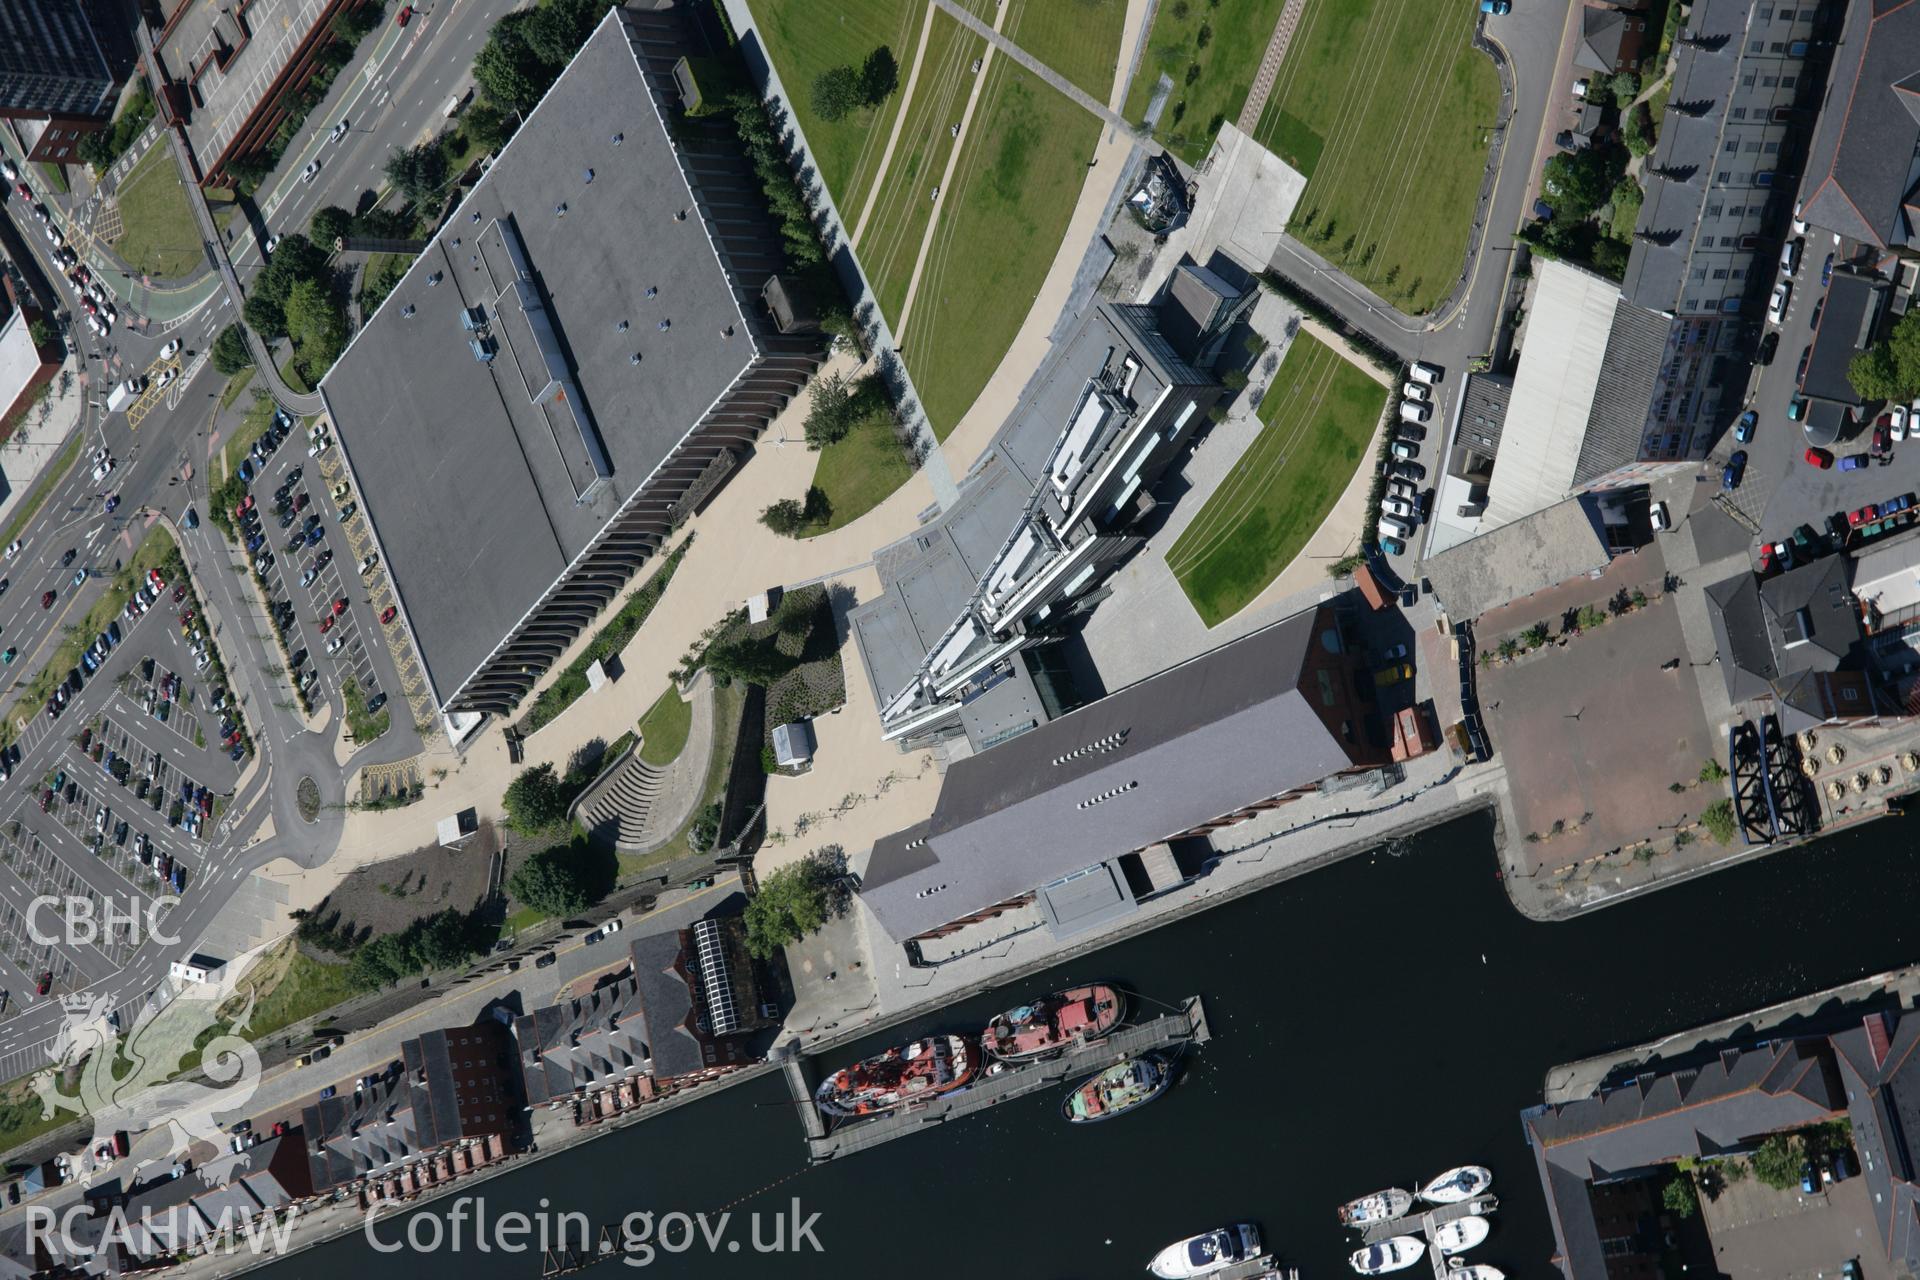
top-left (1806, 446), bottom-right (1834, 468)
top-left (1735, 410), bottom-right (1757, 443)
top-left (1769, 280), bottom-right (1793, 324)
top-left (1722, 450), bottom-right (1748, 491)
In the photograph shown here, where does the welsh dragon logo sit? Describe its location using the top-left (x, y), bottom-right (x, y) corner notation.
top-left (34, 942), bottom-right (272, 1187)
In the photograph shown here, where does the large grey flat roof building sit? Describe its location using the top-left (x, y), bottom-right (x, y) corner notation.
top-left (321, 7), bottom-right (820, 715)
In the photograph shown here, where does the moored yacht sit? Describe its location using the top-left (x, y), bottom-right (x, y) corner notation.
top-left (1434, 1215), bottom-right (1490, 1254)
top-left (1351, 1236), bottom-right (1427, 1275)
top-left (1420, 1165), bottom-right (1493, 1204)
top-left (1148, 1223), bottom-right (1262, 1278)
top-left (1337, 1188), bottom-right (1415, 1227)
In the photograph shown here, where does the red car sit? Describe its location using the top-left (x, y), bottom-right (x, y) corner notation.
top-left (1805, 447), bottom-right (1834, 468)
top-left (332, 597), bottom-right (348, 616)
top-left (1875, 423), bottom-right (1893, 455)
top-left (380, 605), bottom-right (397, 625)
top-left (39, 591), bottom-right (53, 609)
top-left (396, 4), bottom-right (413, 23)
top-left (172, 585), bottom-right (187, 603)
top-left (1757, 543), bottom-right (1775, 574)
top-left (320, 615), bottom-right (335, 635)
top-left (147, 569), bottom-right (165, 589)
top-left (233, 497), bottom-right (254, 519)
top-left (11, 183), bottom-right (27, 201)
top-left (35, 972), bottom-right (51, 997)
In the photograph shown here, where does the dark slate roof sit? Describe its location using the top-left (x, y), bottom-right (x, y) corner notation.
top-left (1573, 299), bottom-right (1670, 486)
top-left (1575, 6), bottom-right (1630, 74)
top-left (1525, 1039), bottom-right (1844, 1280)
top-left (1456, 374), bottom-right (1511, 459)
top-left (1832, 1011), bottom-right (1920, 1275)
top-left (1158, 262), bottom-right (1238, 364)
top-left (1705, 556), bottom-right (1861, 704)
top-left (1802, 269), bottom-right (1889, 407)
top-left (862, 604), bottom-right (1366, 941)
top-left (513, 975), bottom-right (651, 1105)
top-left (1622, 0), bottom-right (1808, 314)
top-left (317, 9), bottom-right (759, 705)
top-left (629, 930), bottom-right (703, 1078)
top-left (1798, 0), bottom-right (1920, 249)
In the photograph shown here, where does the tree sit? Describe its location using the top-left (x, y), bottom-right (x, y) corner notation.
top-left (801, 371), bottom-right (876, 448)
top-left (705, 634), bottom-right (790, 687)
top-left (1609, 70), bottom-right (1641, 108)
top-left (257, 233), bottom-right (327, 305)
top-left (27, 318), bottom-right (55, 349)
top-left (1700, 798), bottom-right (1737, 846)
top-left (503, 762), bottom-right (571, 831)
top-left (508, 845), bottom-right (595, 916)
top-left (1750, 1134), bottom-right (1802, 1189)
top-left (211, 323), bottom-right (253, 376)
top-left (1590, 237), bottom-right (1629, 280)
top-left (384, 140), bottom-right (449, 207)
top-left (744, 860), bottom-right (832, 958)
top-left (1622, 103), bottom-right (1654, 157)
top-left (474, 21), bottom-right (545, 111)
top-left (1608, 177), bottom-right (1644, 242)
top-left (77, 131), bottom-right (114, 170)
top-left (1661, 1175), bottom-right (1698, 1219)
top-left (760, 487), bottom-right (832, 537)
top-left (810, 65), bottom-right (864, 123)
top-left (860, 47), bottom-right (899, 104)
top-left (1542, 147), bottom-right (1621, 221)
top-left (1849, 309), bottom-right (1920, 402)
top-left (462, 99), bottom-right (513, 154)
top-left (309, 205), bottom-right (353, 248)
top-left (242, 292), bottom-right (285, 341)
top-left (283, 278), bottom-right (347, 371)
top-left (413, 911), bottom-right (475, 970)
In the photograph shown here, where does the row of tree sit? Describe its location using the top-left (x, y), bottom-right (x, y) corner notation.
top-left (239, 233), bottom-right (349, 386)
top-left (472, 0), bottom-right (619, 113)
top-left (809, 47), bottom-right (898, 124)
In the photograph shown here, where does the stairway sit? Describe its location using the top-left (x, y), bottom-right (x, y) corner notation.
top-left (575, 754), bottom-right (672, 849)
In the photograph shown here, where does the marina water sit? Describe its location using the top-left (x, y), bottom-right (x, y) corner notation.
top-left (280, 809), bottom-right (1920, 1278)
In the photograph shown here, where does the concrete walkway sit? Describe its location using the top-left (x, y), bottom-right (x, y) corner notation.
top-left (930, 0), bottom-right (1135, 132)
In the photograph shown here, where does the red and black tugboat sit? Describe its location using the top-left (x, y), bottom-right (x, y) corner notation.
top-left (814, 1034), bottom-right (978, 1118)
top-left (982, 983), bottom-right (1125, 1062)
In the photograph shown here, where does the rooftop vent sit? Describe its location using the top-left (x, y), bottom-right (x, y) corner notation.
top-left (1076, 780), bottom-right (1139, 810)
top-left (913, 883), bottom-right (950, 899)
top-left (1052, 729), bottom-right (1129, 766)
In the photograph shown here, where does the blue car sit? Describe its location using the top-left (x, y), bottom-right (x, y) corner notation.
top-left (171, 865), bottom-right (185, 892)
top-left (1479, 0), bottom-right (1511, 11)
top-left (1532, 198), bottom-right (1553, 221)
top-left (1840, 454), bottom-right (1869, 472)
top-left (305, 526), bottom-right (325, 547)
top-left (1722, 450), bottom-right (1748, 490)
top-left (80, 650), bottom-right (97, 674)
top-left (236, 459), bottom-right (253, 484)
top-left (1735, 410), bottom-right (1757, 443)
top-left (1823, 252), bottom-right (1834, 286)
top-left (246, 534), bottom-right (264, 553)
top-left (230, 744), bottom-right (245, 762)
top-left (107, 621), bottom-right (119, 646)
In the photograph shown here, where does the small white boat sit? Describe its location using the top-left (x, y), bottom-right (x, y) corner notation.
top-left (1338, 1187), bottom-right (1415, 1227)
top-left (1451, 1267), bottom-right (1505, 1280)
top-left (1350, 1236), bottom-right (1427, 1275)
top-left (1149, 1224), bottom-right (1261, 1278)
top-left (1434, 1215), bottom-right (1490, 1254)
top-left (1421, 1165), bottom-right (1493, 1204)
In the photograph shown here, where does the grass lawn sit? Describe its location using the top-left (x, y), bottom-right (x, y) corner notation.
top-left (218, 367), bottom-right (255, 410)
top-left (343, 676), bottom-right (390, 744)
top-left (615, 681), bottom-right (741, 879)
top-left (1251, 0), bottom-right (1498, 314)
top-left (109, 144), bottom-right (201, 278)
top-left (637, 687), bottom-right (692, 766)
top-left (858, 10), bottom-right (983, 320)
top-left (0, 432), bottom-right (83, 550)
top-left (806, 409), bottom-right (913, 534)
top-left (906, 59), bottom-right (1100, 435)
top-left (358, 251), bottom-right (414, 318)
top-left (239, 941), bottom-right (361, 1040)
top-left (1121, 0), bottom-right (1283, 162)
top-left (279, 356), bottom-right (313, 395)
top-left (1165, 334), bottom-right (1384, 626)
top-left (1, 527), bottom-right (178, 747)
top-left (748, 0), bottom-right (922, 214)
top-left (0, 1074), bottom-right (79, 1156)
top-left (1004, 0), bottom-right (1127, 103)
top-left (220, 391), bottom-right (275, 480)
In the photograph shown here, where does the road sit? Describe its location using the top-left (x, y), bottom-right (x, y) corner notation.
top-left (0, 0), bottom-right (521, 1099)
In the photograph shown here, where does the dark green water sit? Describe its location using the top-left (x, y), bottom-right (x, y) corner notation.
top-left (279, 808), bottom-right (1920, 1279)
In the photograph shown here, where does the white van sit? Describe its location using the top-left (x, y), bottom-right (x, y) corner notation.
top-left (1408, 361), bottom-right (1443, 385)
top-left (1379, 512), bottom-right (1415, 541)
top-left (1399, 400), bottom-right (1431, 423)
